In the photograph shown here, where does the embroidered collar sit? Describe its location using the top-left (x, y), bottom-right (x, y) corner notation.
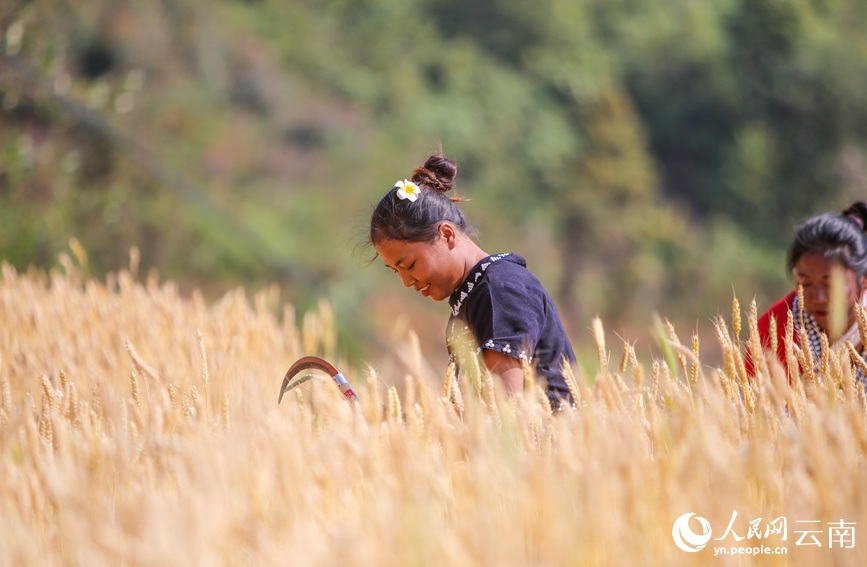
top-left (792, 294), bottom-right (824, 362)
top-left (448, 253), bottom-right (513, 316)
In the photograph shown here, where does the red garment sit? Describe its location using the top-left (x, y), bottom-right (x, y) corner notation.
top-left (747, 290), bottom-right (800, 378)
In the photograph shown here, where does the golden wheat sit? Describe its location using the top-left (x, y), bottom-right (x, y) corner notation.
top-left (0, 260), bottom-right (866, 566)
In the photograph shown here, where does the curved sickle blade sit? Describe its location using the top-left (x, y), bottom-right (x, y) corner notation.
top-left (278, 356), bottom-right (358, 404)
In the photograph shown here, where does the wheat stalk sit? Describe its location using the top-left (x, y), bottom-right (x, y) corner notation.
top-left (387, 386), bottom-right (402, 422)
top-left (130, 372), bottom-right (141, 407)
top-left (732, 295), bottom-right (742, 352)
top-left (798, 284), bottom-right (806, 329)
top-left (1, 374), bottom-right (11, 414)
top-left (197, 330), bottom-right (210, 423)
top-left (769, 315), bottom-right (778, 357)
top-left (221, 393), bottom-right (230, 432)
top-left (562, 359), bottom-right (582, 409)
top-left (591, 317), bottom-right (607, 377)
top-left (664, 319), bottom-right (689, 381)
top-left (618, 343), bottom-right (630, 377)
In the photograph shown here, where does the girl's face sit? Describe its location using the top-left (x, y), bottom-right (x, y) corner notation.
top-left (375, 225), bottom-right (465, 302)
top-left (794, 252), bottom-right (866, 333)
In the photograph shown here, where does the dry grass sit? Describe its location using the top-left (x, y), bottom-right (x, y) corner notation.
top-left (1, 259), bottom-right (866, 566)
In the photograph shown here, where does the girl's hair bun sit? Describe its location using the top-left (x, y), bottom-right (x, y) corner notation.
top-left (842, 201), bottom-right (867, 231)
top-left (411, 154), bottom-right (457, 193)
top-left (369, 153), bottom-right (474, 245)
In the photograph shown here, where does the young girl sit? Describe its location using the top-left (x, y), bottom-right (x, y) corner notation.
top-left (369, 154), bottom-right (575, 405)
top-left (753, 202), bottom-right (867, 383)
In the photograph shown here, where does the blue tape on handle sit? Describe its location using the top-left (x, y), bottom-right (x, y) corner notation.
top-left (334, 373), bottom-right (348, 387)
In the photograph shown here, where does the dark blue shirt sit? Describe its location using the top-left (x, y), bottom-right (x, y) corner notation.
top-left (446, 253), bottom-right (575, 403)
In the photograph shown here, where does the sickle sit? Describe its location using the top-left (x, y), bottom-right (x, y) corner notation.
top-left (278, 355), bottom-right (359, 404)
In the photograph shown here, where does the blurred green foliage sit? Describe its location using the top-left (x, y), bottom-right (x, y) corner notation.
top-left (2, 0), bottom-right (867, 360)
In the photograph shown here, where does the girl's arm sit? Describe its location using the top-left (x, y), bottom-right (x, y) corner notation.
top-left (482, 349), bottom-right (524, 395)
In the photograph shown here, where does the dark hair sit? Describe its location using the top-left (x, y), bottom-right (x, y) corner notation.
top-left (787, 201), bottom-right (867, 278)
top-left (369, 155), bottom-right (476, 245)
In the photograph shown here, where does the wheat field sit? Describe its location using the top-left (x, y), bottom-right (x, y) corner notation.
top-left (1, 257), bottom-right (866, 566)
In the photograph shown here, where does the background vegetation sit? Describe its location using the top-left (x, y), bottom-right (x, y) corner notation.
top-left (3, 0), bottom-right (867, 363)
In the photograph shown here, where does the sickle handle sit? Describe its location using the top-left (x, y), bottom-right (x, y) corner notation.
top-left (332, 371), bottom-right (360, 403)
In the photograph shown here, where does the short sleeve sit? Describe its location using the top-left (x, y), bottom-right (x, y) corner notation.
top-left (464, 279), bottom-right (546, 361)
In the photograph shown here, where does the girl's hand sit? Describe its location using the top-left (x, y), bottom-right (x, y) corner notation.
top-left (482, 349), bottom-right (524, 395)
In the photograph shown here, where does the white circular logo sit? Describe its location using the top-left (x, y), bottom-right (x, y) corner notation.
top-left (672, 513), bottom-right (712, 552)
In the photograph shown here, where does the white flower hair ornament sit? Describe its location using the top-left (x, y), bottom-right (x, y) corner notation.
top-left (394, 179), bottom-right (421, 202)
